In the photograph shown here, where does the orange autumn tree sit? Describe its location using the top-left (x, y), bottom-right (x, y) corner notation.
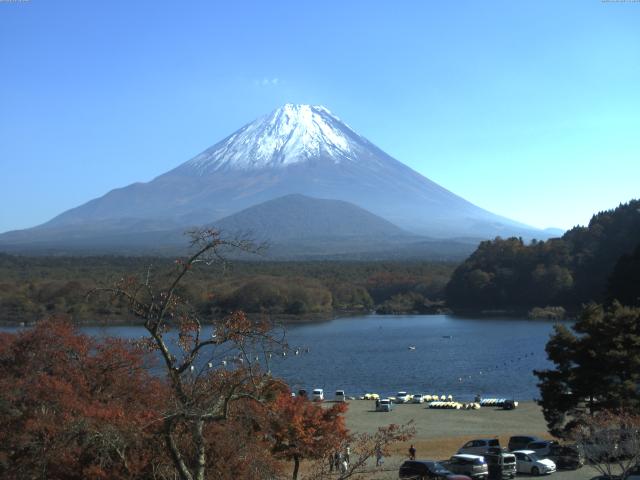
top-left (0, 317), bottom-right (168, 480)
top-left (267, 393), bottom-right (348, 480)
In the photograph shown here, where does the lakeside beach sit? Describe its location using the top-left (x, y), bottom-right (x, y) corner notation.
top-left (337, 400), bottom-right (598, 480)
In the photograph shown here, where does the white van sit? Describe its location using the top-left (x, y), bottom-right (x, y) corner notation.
top-left (312, 388), bottom-right (324, 401)
top-left (335, 390), bottom-right (346, 402)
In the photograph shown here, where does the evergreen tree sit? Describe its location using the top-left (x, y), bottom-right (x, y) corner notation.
top-left (535, 303), bottom-right (640, 437)
top-left (607, 243), bottom-right (640, 306)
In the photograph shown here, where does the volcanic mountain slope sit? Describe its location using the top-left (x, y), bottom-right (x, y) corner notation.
top-left (213, 194), bottom-right (409, 242)
top-left (0, 104), bottom-right (549, 253)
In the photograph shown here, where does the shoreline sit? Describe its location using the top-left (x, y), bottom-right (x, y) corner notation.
top-left (0, 308), bottom-right (570, 328)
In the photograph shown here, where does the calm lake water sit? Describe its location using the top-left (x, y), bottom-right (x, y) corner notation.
top-left (3, 314), bottom-right (566, 402)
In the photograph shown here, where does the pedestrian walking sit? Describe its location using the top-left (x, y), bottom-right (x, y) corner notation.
top-left (334, 451), bottom-right (341, 471)
top-left (375, 446), bottom-right (383, 466)
top-left (340, 458), bottom-right (348, 474)
top-left (345, 445), bottom-right (351, 463)
top-left (409, 444), bottom-right (416, 460)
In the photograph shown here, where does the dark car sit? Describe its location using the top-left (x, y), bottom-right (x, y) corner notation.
top-left (526, 440), bottom-right (558, 458)
top-left (508, 436), bottom-right (541, 452)
top-left (485, 452), bottom-right (517, 479)
top-left (399, 460), bottom-right (471, 480)
top-left (547, 444), bottom-right (584, 470)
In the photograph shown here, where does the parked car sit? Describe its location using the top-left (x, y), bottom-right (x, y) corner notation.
top-left (398, 460), bottom-right (471, 480)
top-left (547, 444), bottom-right (584, 470)
top-left (297, 389), bottom-right (307, 398)
top-left (447, 454), bottom-right (489, 479)
top-left (311, 388), bottom-right (324, 401)
top-left (376, 398), bottom-right (393, 412)
top-left (502, 400), bottom-right (517, 410)
top-left (526, 440), bottom-right (559, 458)
top-left (395, 391), bottom-right (410, 403)
top-left (458, 439), bottom-right (501, 455)
top-left (508, 436), bottom-right (541, 452)
top-left (512, 450), bottom-right (556, 475)
top-left (335, 390), bottom-right (346, 402)
top-left (411, 394), bottom-right (425, 404)
top-left (485, 452), bottom-right (517, 479)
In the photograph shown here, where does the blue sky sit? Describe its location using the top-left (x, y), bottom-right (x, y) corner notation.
top-left (1, 0), bottom-right (639, 233)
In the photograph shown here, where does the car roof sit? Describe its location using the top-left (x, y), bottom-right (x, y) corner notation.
top-left (513, 450), bottom-right (535, 454)
top-left (453, 454), bottom-right (485, 459)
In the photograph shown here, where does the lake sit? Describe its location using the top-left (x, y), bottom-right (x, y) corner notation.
top-left (8, 313), bottom-right (564, 402)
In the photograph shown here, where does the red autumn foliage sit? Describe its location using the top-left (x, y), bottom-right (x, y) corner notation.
top-left (0, 317), bottom-right (168, 480)
top-left (268, 393), bottom-right (348, 479)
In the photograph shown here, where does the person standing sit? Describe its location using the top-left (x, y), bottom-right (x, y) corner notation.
top-left (376, 446), bottom-right (384, 467)
top-left (340, 458), bottom-right (348, 474)
top-left (345, 445), bottom-right (351, 464)
top-left (409, 444), bottom-right (416, 460)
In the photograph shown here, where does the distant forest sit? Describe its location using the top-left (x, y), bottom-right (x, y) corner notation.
top-left (4, 200), bottom-right (639, 324)
top-left (446, 199), bottom-right (640, 312)
top-left (0, 255), bottom-right (455, 324)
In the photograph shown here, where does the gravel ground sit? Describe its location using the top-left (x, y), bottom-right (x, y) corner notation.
top-left (336, 400), bottom-right (599, 480)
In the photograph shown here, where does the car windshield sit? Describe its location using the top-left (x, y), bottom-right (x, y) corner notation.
top-left (528, 453), bottom-right (540, 461)
top-left (431, 462), bottom-right (448, 472)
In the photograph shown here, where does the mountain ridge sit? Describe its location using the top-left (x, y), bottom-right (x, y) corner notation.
top-left (0, 104), bottom-right (554, 254)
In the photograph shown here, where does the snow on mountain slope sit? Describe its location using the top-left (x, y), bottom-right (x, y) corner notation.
top-left (182, 104), bottom-right (370, 173)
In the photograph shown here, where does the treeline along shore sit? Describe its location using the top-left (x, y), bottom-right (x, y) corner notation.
top-left (0, 255), bottom-right (455, 325)
top-left (446, 199), bottom-right (640, 314)
top-left (2, 199), bottom-right (639, 326)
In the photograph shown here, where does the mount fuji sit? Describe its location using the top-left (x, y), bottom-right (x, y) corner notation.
top-left (0, 104), bottom-right (549, 255)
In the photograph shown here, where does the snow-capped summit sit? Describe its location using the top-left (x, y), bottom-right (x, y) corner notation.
top-left (182, 104), bottom-right (368, 174)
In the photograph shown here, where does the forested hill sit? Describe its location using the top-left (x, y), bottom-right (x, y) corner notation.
top-left (445, 199), bottom-right (640, 311)
top-left (0, 256), bottom-right (455, 324)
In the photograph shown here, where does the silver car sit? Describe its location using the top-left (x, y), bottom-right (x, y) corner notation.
top-left (447, 454), bottom-right (489, 479)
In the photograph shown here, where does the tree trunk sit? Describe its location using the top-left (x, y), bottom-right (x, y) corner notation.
top-left (292, 454), bottom-right (300, 480)
top-left (164, 418), bottom-right (194, 480)
top-left (194, 419), bottom-right (206, 480)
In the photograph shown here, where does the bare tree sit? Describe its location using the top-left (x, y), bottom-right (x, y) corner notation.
top-left (572, 410), bottom-right (640, 479)
top-left (303, 422), bottom-right (416, 480)
top-left (92, 229), bottom-right (283, 480)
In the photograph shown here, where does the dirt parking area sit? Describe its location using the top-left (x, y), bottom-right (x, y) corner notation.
top-left (339, 400), bottom-right (600, 480)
